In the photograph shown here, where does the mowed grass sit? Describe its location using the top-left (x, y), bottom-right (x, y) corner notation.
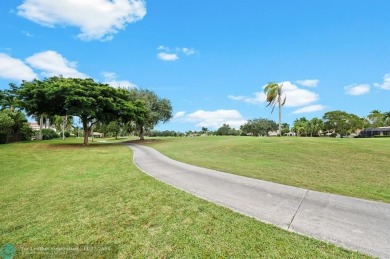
top-left (146, 136), bottom-right (390, 203)
top-left (0, 139), bottom-right (369, 258)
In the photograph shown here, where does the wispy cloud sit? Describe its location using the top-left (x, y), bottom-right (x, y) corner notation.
top-left (157, 52), bottom-right (179, 61)
top-left (157, 45), bottom-right (196, 61)
top-left (26, 50), bottom-right (88, 78)
top-left (228, 92), bottom-right (265, 105)
top-left (344, 84), bottom-right (370, 96)
top-left (374, 73), bottom-right (390, 90)
top-left (292, 105), bottom-right (326, 114)
top-left (0, 53), bottom-right (37, 81)
top-left (174, 109), bottom-right (246, 129)
top-left (182, 48), bottom-right (195, 56)
top-left (173, 111), bottom-right (186, 119)
top-left (296, 79), bottom-right (319, 87)
top-left (17, 0), bottom-right (146, 41)
top-left (21, 31), bottom-right (34, 37)
top-left (102, 71), bottom-right (137, 88)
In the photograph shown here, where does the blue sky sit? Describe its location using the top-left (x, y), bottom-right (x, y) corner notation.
top-left (0, 0), bottom-right (389, 132)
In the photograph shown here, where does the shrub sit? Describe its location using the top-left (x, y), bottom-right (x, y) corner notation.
top-left (41, 129), bottom-right (59, 140)
top-left (19, 123), bottom-right (34, 141)
top-left (59, 131), bottom-right (71, 138)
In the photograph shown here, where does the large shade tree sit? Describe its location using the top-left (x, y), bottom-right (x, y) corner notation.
top-left (15, 77), bottom-right (146, 145)
top-left (128, 89), bottom-right (172, 140)
top-left (264, 82), bottom-right (286, 136)
top-left (323, 110), bottom-right (363, 136)
top-left (240, 118), bottom-right (277, 136)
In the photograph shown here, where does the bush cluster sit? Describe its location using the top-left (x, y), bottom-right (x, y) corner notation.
top-left (41, 129), bottom-right (59, 140)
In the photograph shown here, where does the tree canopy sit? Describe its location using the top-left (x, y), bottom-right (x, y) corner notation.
top-left (128, 88), bottom-right (173, 140)
top-left (15, 77), bottom-right (147, 145)
top-left (240, 118), bottom-right (277, 136)
top-left (323, 110), bottom-right (363, 136)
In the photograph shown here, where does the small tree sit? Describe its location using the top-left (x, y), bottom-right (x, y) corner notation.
top-left (128, 89), bottom-right (172, 140)
top-left (106, 121), bottom-right (122, 139)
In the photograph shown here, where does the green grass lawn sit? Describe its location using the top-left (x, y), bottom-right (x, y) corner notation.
top-left (0, 138), bottom-right (369, 258)
top-left (145, 136), bottom-right (390, 203)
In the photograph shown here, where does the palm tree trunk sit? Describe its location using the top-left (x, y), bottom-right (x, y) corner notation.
top-left (278, 97), bottom-right (282, 137)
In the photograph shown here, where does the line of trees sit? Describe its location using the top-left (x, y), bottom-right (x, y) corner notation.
top-left (0, 77), bottom-right (172, 145)
top-left (213, 109), bottom-right (390, 137)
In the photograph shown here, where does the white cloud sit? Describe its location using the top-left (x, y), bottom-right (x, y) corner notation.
top-left (344, 84), bottom-right (370, 96)
top-left (0, 53), bottom-right (37, 81)
top-left (292, 105), bottom-right (326, 114)
top-left (157, 45), bottom-right (169, 51)
top-left (17, 0), bottom-right (147, 41)
top-left (186, 109), bottom-right (246, 129)
top-left (176, 109), bottom-right (247, 129)
top-left (229, 81), bottom-right (319, 107)
top-left (26, 50), bottom-right (88, 78)
top-left (157, 52), bottom-right (179, 61)
top-left (374, 73), bottom-right (390, 90)
top-left (102, 71), bottom-right (137, 88)
top-left (182, 48), bottom-right (195, 56)
top-left (22, 31), bottom-right (34, 37)
top-left (228, 92), bottom-right (266, 105)
top-left (173, 111), bottom-right (186, 119)
top-left (280, 81), bottom-right (319, 107)
top-left (296, 79), bottom-right (319, 87)
top-left (157, 46), bottom-right (196, 61)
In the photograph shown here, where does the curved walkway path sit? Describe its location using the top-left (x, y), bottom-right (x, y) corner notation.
top-left (127, 144), bottom-right (390, 258)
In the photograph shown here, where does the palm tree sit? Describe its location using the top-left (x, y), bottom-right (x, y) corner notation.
top-left (368, 110), bottom-right (383, 127)
top-left (264, 82), bottom-right (286, 136)
top-left (310, 117), bottom-right (324, 137)
top-left (383, 111), bottom-right (390, 126)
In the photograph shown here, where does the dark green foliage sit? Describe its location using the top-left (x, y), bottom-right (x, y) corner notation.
top-left (59, 131), bottom-right (71, 138)
top-left (0, 109), bottom-right (33, 144)
top-left (216, 124), bottom-right (240, 136)
top-left (148, 130), bottom-right (184, 137)
top-left (15, 77), bottom-right (148, 145)
top-left (128, 88), bottom-right (173, 140)
top-left (19, 123), bottom-right (34, 141)
top-left (240, 118), bottom-right (277, 136)
top-left (323, 110), bottom-right (364, 136)
top-left (0, 133), bottom-right (8, 144)
top-left (41, 129), bottom-right (59, 140)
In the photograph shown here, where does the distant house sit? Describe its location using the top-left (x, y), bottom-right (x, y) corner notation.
top-left (268, 130), bottom-right (279, 137)
top-left (29, 122), bottom-right (41, 131)
top-left (358, 127), bottom-right (390, 138)
top-left (29, 122), bottom-right (57, 131)
top-left (92, 132), bottom-right (104, 138)
top-left (285, 132), bottom-right (296, 136)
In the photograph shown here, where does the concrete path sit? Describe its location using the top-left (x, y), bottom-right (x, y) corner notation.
top-left (127, 144), bottom-right (390, 258)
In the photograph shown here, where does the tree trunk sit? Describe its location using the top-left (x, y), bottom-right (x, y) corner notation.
top-left (139, 124), bottom-right (144, 140)
top-left (62, 115), bottom-right (66, 140)
top-left (39, 114), bottom-right (43, 140)
top-left (82, 120), bottom-right (89, 145)
top-left (91, 124), bottom-right (94, 143)
top-left (278, 97), bottom-right (282, 137)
